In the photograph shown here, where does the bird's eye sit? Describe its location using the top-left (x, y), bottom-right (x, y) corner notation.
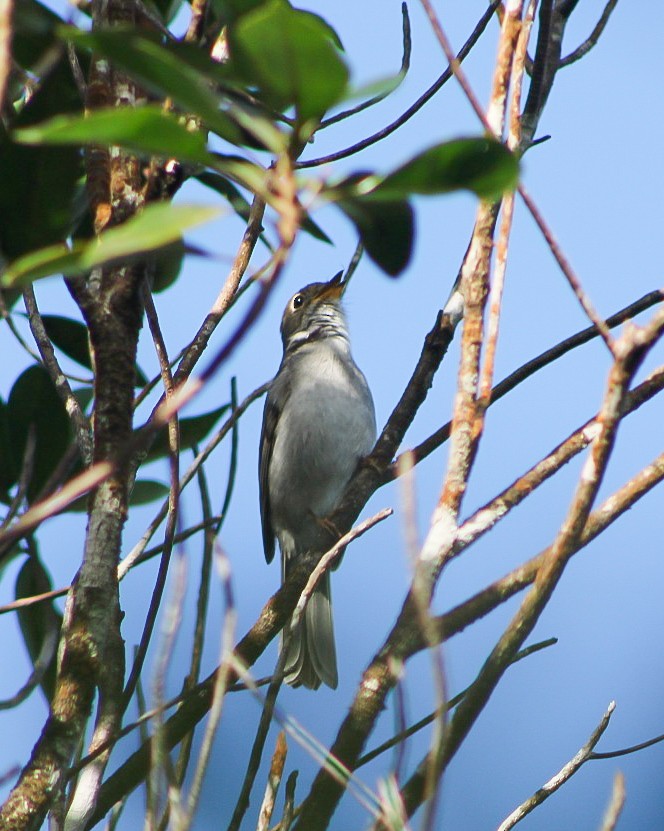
top-left (293, 294), bottom-right (304, 309)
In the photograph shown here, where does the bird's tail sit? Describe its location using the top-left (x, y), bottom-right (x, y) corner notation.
top-left (282, 570), bottom-right (338, 690)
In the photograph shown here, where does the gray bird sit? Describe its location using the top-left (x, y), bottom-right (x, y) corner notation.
top-left (259, 273), bottom-right (376, 689)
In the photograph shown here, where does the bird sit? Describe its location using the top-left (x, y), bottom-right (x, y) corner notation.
top-left (259, 272), bottom-right (376, 689)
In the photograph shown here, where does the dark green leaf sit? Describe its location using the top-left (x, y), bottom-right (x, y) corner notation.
top-left (196, 170), bottom-right (252, 221)
top-left (210, 0), bottom-right (273, 26)
top-left (130, 479), bottom-right (171, 506)
top-left (16, 556), bottom-right (62, 703)
top-left (15, 97), bottom-right (270, 196)
top-left (63, 27), bottom-right (286, 152)
top-left (301, 214), bottom-right (332, 245)
top-left (7, 365), bottom-right (72, 502)
top-left (0, 397), bottom-right (14, 498)
top-left (228, 0), bottom-right (348, 122)
top-left (196, 170), bottom-right (330, 244)
top-left (150, 0), bottom-right (185, 25)
top-left (147, 403), bottom-right (231, 462)
top-left (135, 365), bottom-right (150, 388)
top-left (73, 386), bottom-right (94, 413)
top-left (67, 478), bottom-right (170, 511)
top-left (1, 202), bottom-right (221, 287)
top-left (153, 239), bottom-right (186, 293)
top-left (12, 0), bottom-right (62, 70)
top-left (0, 57), bottom-right (82, 262)
top-left (338, 198), bottom-right (413, 277)
top-left (40, 315), bottom-right (92, 370)
top-left (376, 138), bottom-right (519, 201)
top-left (15, 105), bottom-right (216, 166)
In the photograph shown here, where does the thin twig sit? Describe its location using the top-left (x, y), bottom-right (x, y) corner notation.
top-left (161, 155), bottom-right (299, 422)
top-left (399, 312), bottom-right (664, 818)
top-left (419, 0), bottom-right (615, 352)
top-left (496, 702), bottom-right (616, 831)
top-left (171, 195), bottom-right (266, 389)
top-left (297, 2), bottom-right (500, 169)
top-left (356, 638), bottom-right (556, 769)
top-left (448, 364), bottom-right (664, 564)
top-left (559, 0), bottom-right (619, 67)
top-left (257, 732), bottom-right (288, 831)
top-left (173, 440), bottom-right (216, 787)
top-left (281, 772), bottom-right (298, 831)
top-left (215, 377), bottom-right (239, 534)
top-left (147, 554), bottom-right (188, 830)
top-left (597, 771), bottom-right (626, 831)
top-left (399, 290), bottom-right (664, 477)
top-left (227, 652), bottom-right (285, 831)
top-left (122, 284), bottom-right (181, 711)
top-left (175, 548), bottom-right (237, 831)
top-left (479, 0), bottom-right (537, 405)
top-left (518, 184), bottom-right (614, 350)
top-left (119, 381), bottom-right (268, 578)
top-left (591, 731), bottom-right (664, 761)
top-left (319, 3), bottom-right (411, 130)
top-left (23, 286), bottom-right (93, 465)
top-left (88, 443), bottom-right (664, 825)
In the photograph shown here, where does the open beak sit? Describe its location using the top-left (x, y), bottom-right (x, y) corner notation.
top-left (318, 271), bottom-right (345, 301)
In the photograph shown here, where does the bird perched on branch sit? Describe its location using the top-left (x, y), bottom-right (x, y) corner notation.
top-left (259, 272), bottom-right (376, 689)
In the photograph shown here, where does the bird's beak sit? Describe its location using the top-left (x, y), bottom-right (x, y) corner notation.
top-left (318, 271), bottom-right (345, 301)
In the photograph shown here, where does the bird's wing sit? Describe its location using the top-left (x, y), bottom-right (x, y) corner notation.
top-left (259, 386), bottom-right (280, 564)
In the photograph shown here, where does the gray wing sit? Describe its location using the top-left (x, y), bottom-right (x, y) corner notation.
top-left (259, 388), bottom-right (280, 564)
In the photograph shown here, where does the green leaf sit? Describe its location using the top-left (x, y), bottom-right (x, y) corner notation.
top-left (1, 202), bottom-right (222, 287)
top-left (209, 0), bottom-right (270, 26)
top-left (15, 101), bottom-right (270, 196)
top-left (16, 556), bottom-right (63, 703)
top-left (375, 138), bottom-right (519, 201)
top-left (196, 170), bottom-right (253, 221)
top-left (301, 214), bottom-right (332, 245)
top-left (146, 403), bottom-right (231, 462)
top-left (130, 479), bottom-right (171, 505)
top-left (0, 57), bottom-right (82, 262)
top-left (67, 478), bottom-right (170, 511)
top-left (153, 239), bottom-right (186, 293)
top-left (228, 0), bottom-right (349, 122)
top-left (65, 27), bottom-right (242, 144)
top-left (15, 105), bottom-right (217, 167)
top-left (63, 27), bottom-right (286, 153)
top-left (73, 386), bottom-right (94, 413)
top-left (40, 315), bottom-right (92, 370)
top-left (196, 170), bottom-right (330, 244)
top-left (7, 365), bottom-right (71, 502)
top-left (338, 198), bottom-right (413, 277)
top-left (12, 0), bottom-right (63, 70)
top-left (0, 397), bottom-right (14, 499)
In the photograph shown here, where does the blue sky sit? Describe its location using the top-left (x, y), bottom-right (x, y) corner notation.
top-left (1, 2), bottom-right (663, 829)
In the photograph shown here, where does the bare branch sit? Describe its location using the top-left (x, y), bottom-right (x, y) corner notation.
top-left (497, 702), bottom-right (615, 830)
top-left (591, 731), bottom-right (664, 761)
top-left (597, 772), bottom-right (626, 831)
top-left (23, 286), bottom-right (93, 465)
top-left (297, 2), bottom-right (499, 169)
top-left (318, 3), bottom-right (411, 130)
top-left (121, 283), bottom-right (181, 711)
top-left (559, 0), bottom-right (619, 67)
top-left (401, 290), bottom-right (664, 476)
top-left (257, 732), bottom-right (288, 831)
top-left (517, 184), bottom-right (614, 349)
top-left (398, 313), bottom-right (664, 819)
